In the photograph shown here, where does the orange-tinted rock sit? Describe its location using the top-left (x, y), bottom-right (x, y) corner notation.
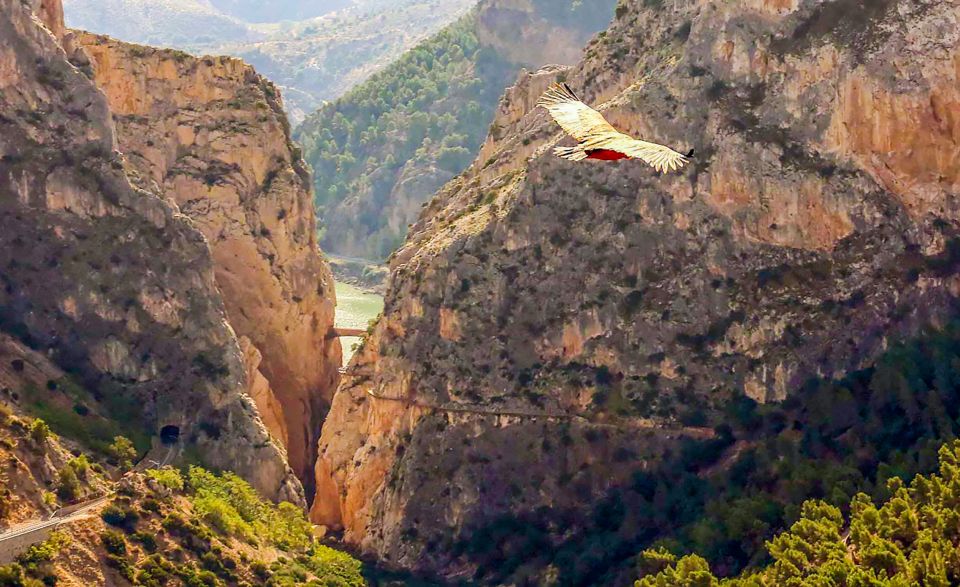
top-left (1, 0), bottom-right (302, 504)
top-left (75, 33), bottom-right (342, 497)
top-left (313, 0), bottom-right (960, 580)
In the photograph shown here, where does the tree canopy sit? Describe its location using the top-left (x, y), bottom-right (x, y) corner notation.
top-left (637, 441), bottom-right (960, 586)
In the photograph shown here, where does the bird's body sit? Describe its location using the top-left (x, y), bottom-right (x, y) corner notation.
top-left (584, 149), bottom-right (630, 161)
top-left (536, 83), bottom-right (690, 173)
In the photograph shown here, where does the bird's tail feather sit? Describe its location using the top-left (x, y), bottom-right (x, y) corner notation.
top-left (554, 145), bottom-right (588, 161)
top-left (537, 82), bottom-right (582, 109)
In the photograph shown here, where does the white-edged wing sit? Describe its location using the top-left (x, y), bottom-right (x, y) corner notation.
top-left (537, 82), bottom-right (690, 173)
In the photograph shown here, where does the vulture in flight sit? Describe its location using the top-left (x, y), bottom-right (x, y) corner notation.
top-left (537, 83), bottom-right (692, 173)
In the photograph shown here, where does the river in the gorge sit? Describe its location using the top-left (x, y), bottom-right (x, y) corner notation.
top-left (334, 281), bottom-right (384, 366)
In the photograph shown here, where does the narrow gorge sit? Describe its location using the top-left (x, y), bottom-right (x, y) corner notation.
top-left (73, 34), bottom-right (342, 497)
top-left (4, 0), bottom-right (960, 584)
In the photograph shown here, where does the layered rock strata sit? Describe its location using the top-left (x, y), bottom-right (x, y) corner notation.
top-left (74, 33), bottom-right (342, 495)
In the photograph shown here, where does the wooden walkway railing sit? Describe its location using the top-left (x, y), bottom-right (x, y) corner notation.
top-left (343, 375), bottom-right (714, 439)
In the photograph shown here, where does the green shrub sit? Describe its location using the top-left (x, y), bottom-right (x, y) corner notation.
top-left (0, 563), bottom-right (27, 585)
top-left (132, 531), bottom-right (158, 553)
top-left (99, 530), bottom-right (126, 556)
top-left (101, 503), bottom-right (139, 532)
top-left (105, 554), bottom-right (135, 582)
top-left (55, 467), bottom-right (81, 502)
top-left (136, 554), bottom-right (175, 587)
top-left (17, 532), bottom-right (70, 571)
top-left (162, 513), bottom-right (213, 555)
top-left (67, 456), bottom-right (90, 481)
top-left (193, 495), bottom-right (255, 542)
top-left (141, 498), bottom-right (162, 513)
top-left (107, 436), bottom-right (136, 471)
top-left (269, 545), bottom-right (365, 587)
top-left (146, 467), bottom-right (184, 492)
top-left (28, 419), bottom-right (51, 448)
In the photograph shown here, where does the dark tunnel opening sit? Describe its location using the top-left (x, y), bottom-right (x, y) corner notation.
top-left (160, 425), bottom-right (180, 445)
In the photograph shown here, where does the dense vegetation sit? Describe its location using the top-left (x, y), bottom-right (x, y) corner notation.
top-left (458, 322), bottom-right (960, 585)
top-left (296, 11), bottom-right (516, 259)
top-left (0, 465), bottom-right (365, 586)
top-left (638, 441), bottom-right (960, 585)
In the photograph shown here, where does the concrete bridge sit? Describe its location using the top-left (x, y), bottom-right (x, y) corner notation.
top-left (327, 327), bottom-right (366, 340)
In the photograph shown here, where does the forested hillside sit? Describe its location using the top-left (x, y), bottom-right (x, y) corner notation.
top-left (638, 439), bottom-right (960, 585)
top-left (296, 0), bottom-right (618, 260)
top-left (296, 15), bottom-right (514, 259)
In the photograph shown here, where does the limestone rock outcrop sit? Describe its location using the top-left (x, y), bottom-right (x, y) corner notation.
top-left (72, 33), bottom-right (342, 497)
top-left (0, 0), bottom-right (302, 505)
top-left (314, 0), bottom-right (960, 579)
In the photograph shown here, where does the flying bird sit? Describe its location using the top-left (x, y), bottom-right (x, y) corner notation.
top-left (537, 83), bottom-right (692, 173)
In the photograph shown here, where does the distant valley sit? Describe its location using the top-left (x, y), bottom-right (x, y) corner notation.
top-left (63, 0), bottom-right (476, 122)
top-left (297, 0), bottom-right (619, 260)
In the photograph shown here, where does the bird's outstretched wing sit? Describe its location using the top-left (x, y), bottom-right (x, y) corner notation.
top-left (598, 135), bottom-right (690, 173)
top-left (537, 82), bottom-right (690, 173)
top-left (536, 83), bottom-right (617, 142)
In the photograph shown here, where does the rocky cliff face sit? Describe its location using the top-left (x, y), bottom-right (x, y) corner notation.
top-left (0, 0), bottom-right (303, 505)
top-left (31, 0), bottom-right (63, 40)
top-left (72, 34), bottom-right (342, 497)
top-left (313, 0), bottom-right (960, 579)
top-left (476, 0), bottom-right (616, 67)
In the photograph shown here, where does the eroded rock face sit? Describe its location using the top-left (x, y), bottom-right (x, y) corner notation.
top-left (476, 0), bottom-right (615, 67)
top-left (0, 0), bottom-right (303, 505)
top-left (73, 33), bottom-right (342, 497)
top-left (30, 0), bottom-right (63, 40)
top-left (302, 0), bottom-right (619, 262)
top-left (313, 0), bottom-right (960, 578)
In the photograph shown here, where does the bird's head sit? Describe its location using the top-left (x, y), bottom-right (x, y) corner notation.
top-left (685, 148), bottom-right (696, 158)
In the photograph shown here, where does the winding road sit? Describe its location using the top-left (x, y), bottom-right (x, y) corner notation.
top-left (0, 441), bottom-right (179, 562)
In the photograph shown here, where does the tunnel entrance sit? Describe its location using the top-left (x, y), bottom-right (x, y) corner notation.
top-left (160, 425), bottom-right (180, 445)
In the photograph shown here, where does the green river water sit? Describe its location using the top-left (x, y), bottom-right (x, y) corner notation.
top-left (334, 281), bottom-right (384, 366)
